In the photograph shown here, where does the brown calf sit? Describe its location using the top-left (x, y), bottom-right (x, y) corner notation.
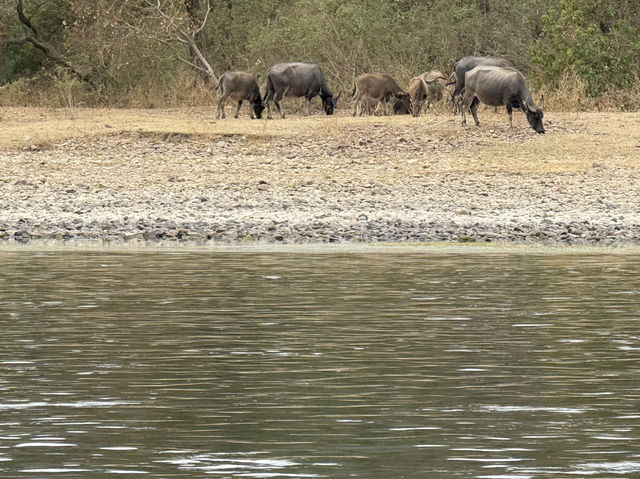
top-left (352, 73), bottom-right (411, 116)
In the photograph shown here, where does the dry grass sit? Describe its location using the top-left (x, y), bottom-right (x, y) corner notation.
top-left (1, 106), bottom-right (639, 175)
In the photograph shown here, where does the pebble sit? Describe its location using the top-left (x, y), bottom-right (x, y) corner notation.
top-left (1, 122), bottom-right (639, 246)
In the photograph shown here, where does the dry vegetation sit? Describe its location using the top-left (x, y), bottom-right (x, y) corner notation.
top-left (1, 106), bottom-right (639, 173)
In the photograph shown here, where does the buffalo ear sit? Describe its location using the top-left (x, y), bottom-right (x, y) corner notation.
top-left (424, 72), bottom-right (437, 83)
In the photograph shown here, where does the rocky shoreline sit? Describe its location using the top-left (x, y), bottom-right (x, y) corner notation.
top-left (1, 109), bottom-right (639, 247)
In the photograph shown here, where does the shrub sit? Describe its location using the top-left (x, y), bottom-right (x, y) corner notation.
top-left (531, 0), bottom-right (640, 97)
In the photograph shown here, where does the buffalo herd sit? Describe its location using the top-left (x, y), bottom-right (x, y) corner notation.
top-left (216, 56), bottom-right (545, 133)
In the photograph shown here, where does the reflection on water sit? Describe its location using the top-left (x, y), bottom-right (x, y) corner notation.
top-left (1, 251), bottom-right (639, 478)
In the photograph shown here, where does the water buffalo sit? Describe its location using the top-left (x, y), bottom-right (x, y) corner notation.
top-left (461, 65), bottom-right (545, 134)
top-left (264, 62), bottom-right (340, 119)
top-left (216, 71), bottom-right (264, 120)
top-left (408, 76), bottom-right (429, 117)
top-left (352, 73), bottom-right (411, 116)
top-left (420, 70), bottom-right (448, 101)
top-left (450, 56), bottom-right (512, 112)
top-left (408, 70), bottom-right (448, 116)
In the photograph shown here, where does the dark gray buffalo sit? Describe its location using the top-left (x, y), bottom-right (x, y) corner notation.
top-left (264, 62), bottom-right (340, 119)
top-left (216, 71), bottom-right (264, 119)
top-left (352, 73), bottom-right (411, 116)
top-left (450, 56), bottom-right (512, 111)
top-left (461, 65), bottom-right (545, 134)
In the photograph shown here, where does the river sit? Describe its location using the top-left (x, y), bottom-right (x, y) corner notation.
top-left (1, 250), bottom-right (639, 478)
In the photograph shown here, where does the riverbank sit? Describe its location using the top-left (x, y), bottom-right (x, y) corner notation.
top-left (1, 107), bottom-right (639, 246)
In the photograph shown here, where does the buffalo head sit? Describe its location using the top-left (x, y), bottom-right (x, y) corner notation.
top-left (523, 101), bottom-right (544, 134)
top-left (252, 100), bottom-right (265, 119)
top-left (322, 91), bottom-right (342, 115)
top-left (392, 92), bottom-right (412, 115)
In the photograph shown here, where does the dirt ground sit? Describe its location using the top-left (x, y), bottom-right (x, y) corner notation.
top-left (1, 106), bottom-right (639, 245)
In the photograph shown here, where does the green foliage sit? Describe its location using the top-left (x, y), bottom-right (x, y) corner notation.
top-left (0, 43), bottom-right (45, 81)
top-left (0, 0), bottom-right (73, 81)
top-left (1, 0), bottom-right (639, 107)
top-left (531, 0), bottom-right (640, 96)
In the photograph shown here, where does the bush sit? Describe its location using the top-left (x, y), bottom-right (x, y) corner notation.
top-left (1, 0), bottom-right (639, 109)
top-left (531, 0), bottom-right (640, 97)
top-left (0, 0), bottom-right (73, 82)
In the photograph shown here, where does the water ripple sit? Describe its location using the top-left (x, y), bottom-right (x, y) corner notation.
top-left (1, 252), bottom-right (639, 478)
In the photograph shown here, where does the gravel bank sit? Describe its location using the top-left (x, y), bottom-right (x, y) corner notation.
top-left (1, 110), bottom-right (639, 246)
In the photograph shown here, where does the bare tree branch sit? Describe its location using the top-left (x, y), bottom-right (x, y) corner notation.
top-left (16, 0), bottom-right (39, 37)
top-left (193, 0), bottom-right (210, 35)
top-left (118, 0), bottom-right (218, 84)
top-left (13, 0), bottom-right (98, 88)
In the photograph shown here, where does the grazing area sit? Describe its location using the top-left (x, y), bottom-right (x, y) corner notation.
top-left (0, 107), bottom-right (639, 246)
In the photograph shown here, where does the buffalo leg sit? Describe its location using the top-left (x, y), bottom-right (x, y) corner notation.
top-left (506, 105), bottom-right (513, 128)
top-left (352, 95), bottom-right (360, 116)
top-left (274, 86), bottom-right (289, 119)
top-left (274, 92), bottom-right (285, 118)
top-left (217, 94), bottom-right (229, 119)
top-left (304, 98), bottom-right (311, 116)
top-left (373, 100), bottom-right (386, 115)
top-left (352, 93), bottom-right (364, 116)
top-left (264, 92), bottom-right (273, 119)
top-left (461, 95), bottom-right (471, 125)
top-left (451, 82), bottom-right (464, 115)
top-left (358, 97), bottom-right (367, 116)
top-left (469, 98), bottom-right (480, 126)
top-left (454, 91), bottom-right (464, 115)
top-left (234, 100), bottom-right (243, 119)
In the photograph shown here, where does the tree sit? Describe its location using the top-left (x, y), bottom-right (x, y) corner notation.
top-left (531, 0), bottom-right (640, 96)
top-left (0, 0), bottom-right (98, 86)
top-left (113, 0), bottom-right (218, 85)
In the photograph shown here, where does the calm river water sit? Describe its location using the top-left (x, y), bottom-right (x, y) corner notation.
top-left (1, 250), bottom-right (639, 478)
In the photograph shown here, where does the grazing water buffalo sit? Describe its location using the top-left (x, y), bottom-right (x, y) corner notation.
top-left (216, 71), bottom-right (264, 119)
top-left (264, 62), bottom-right (339, 119)
top-left (408, 70), bottom-right (448, 116)
top-left (420, 70), bottom-right (448, 101)
top-left (461, 65), bottom-right (545, 134)
top-left (450, 56), bottom-right (512, 112)
top-left (352, 73), bottom-right (411, 116)
top-left (408, 76), bottom-right (429, 117)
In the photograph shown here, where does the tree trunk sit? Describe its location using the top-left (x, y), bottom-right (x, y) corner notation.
top-left (183, 0), bottom-right (215, 83)
top-left (15, 0), bottom-right (97, 88)
top-left (186, 34), bottom-right (218, 85)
